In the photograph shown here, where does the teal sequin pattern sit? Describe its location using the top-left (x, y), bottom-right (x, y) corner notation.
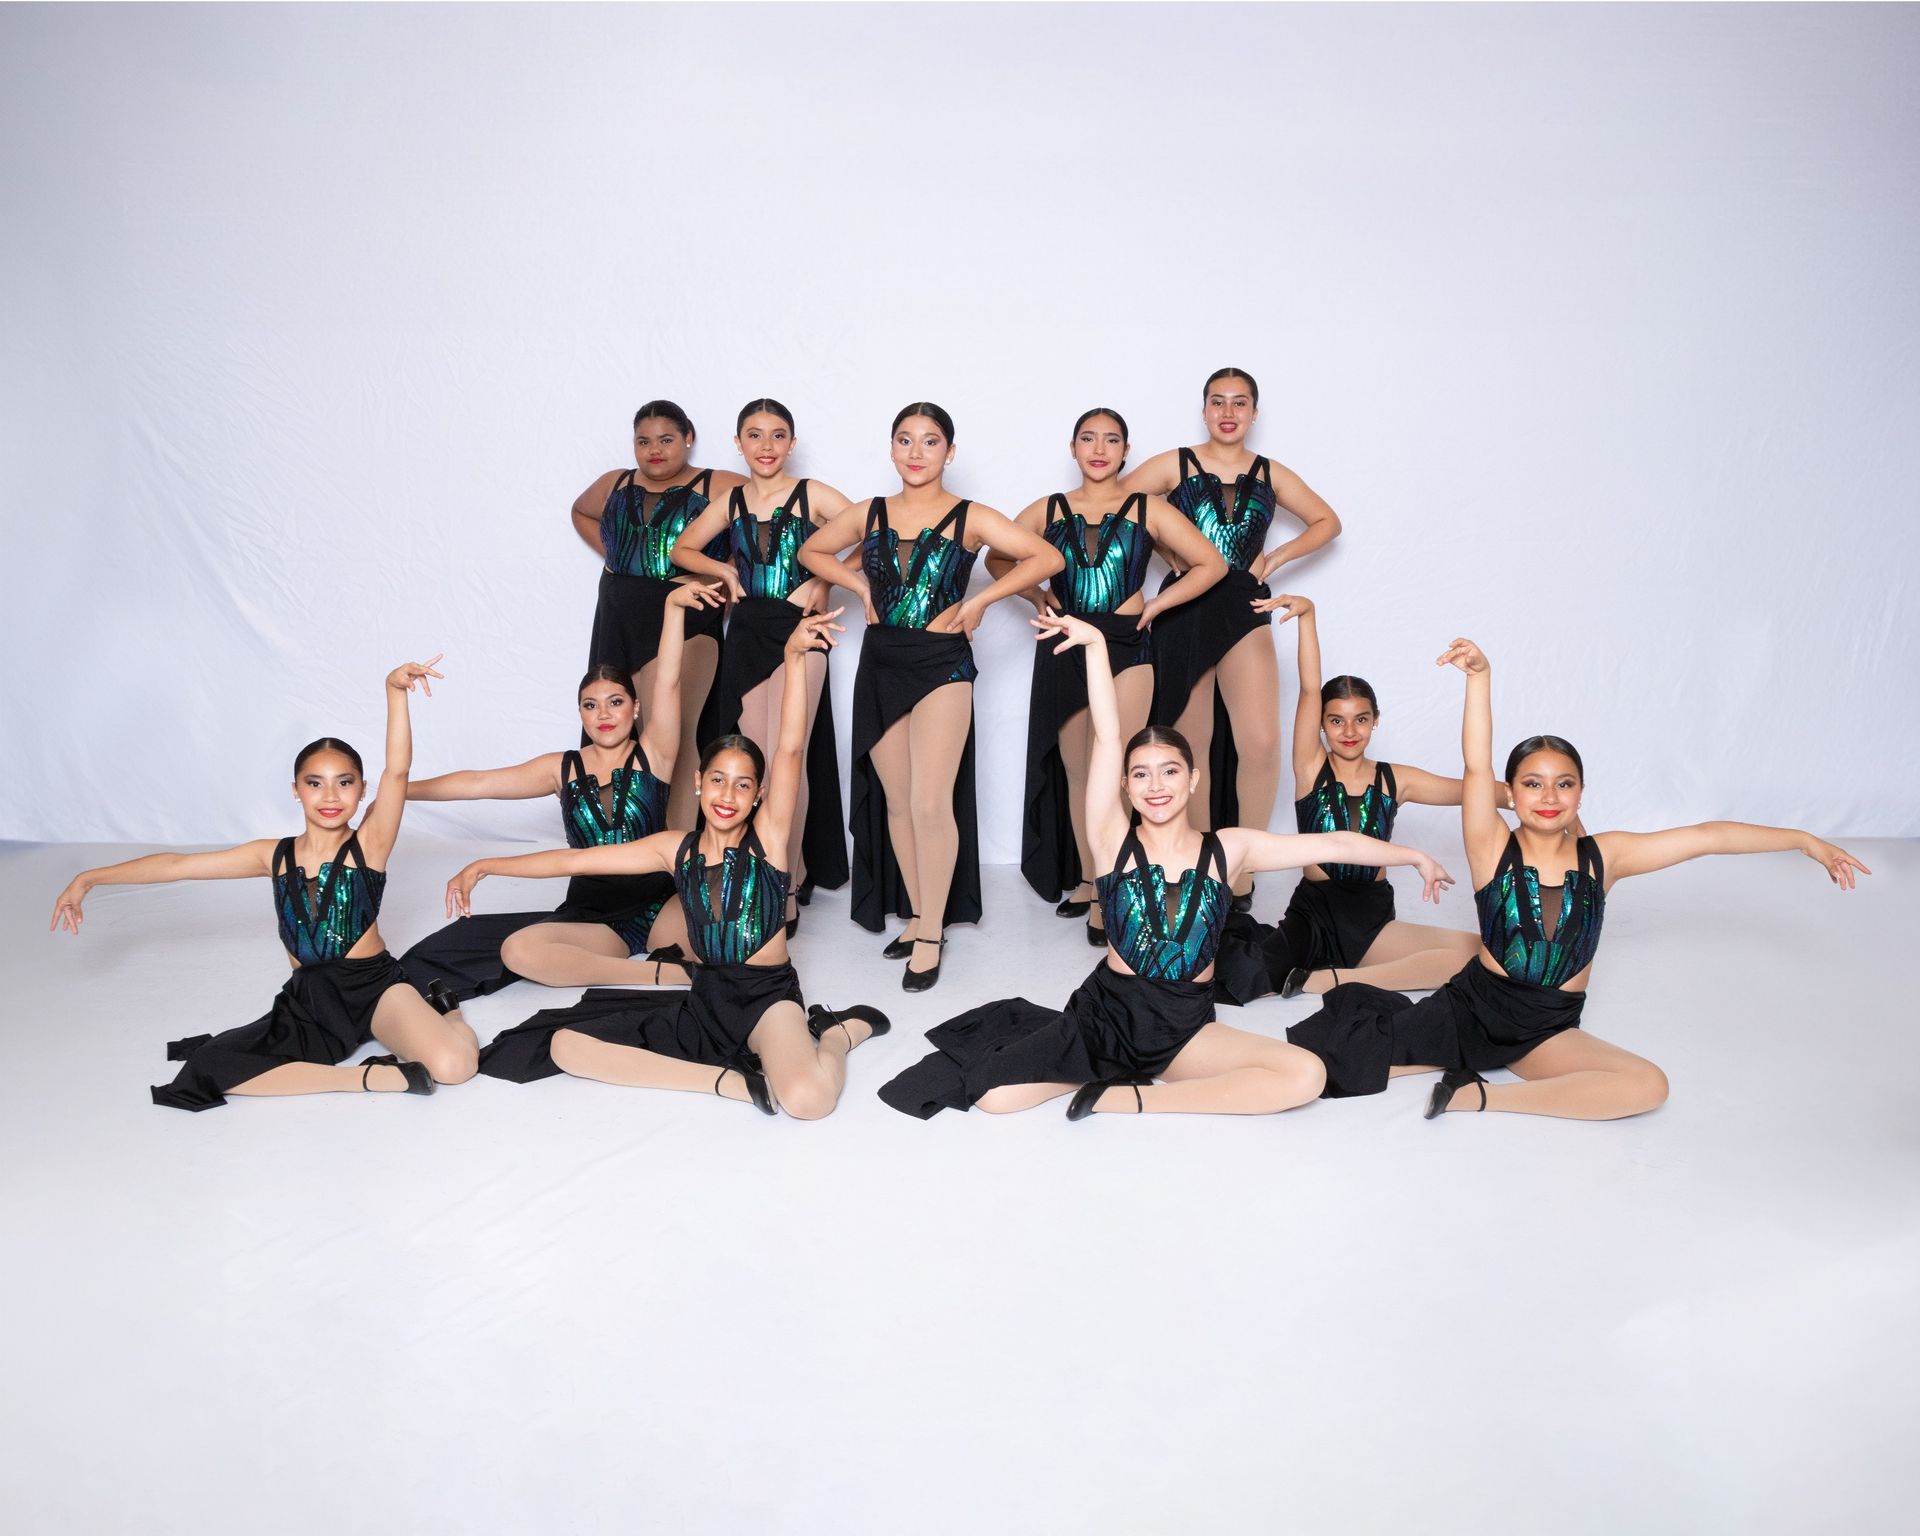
top-left (678, 836), bottom-right (790, 965)
top-left (1294, 766), bottom-right (1398, 883)
top-left (1168, 453), bottom-right (1275, 571)
top-left (731, 507), bottom-right (811, 600)
top-left (864, 527), bottom-right (977, 629)
top-left (561, 753), bottom-right (667, 849)
top-left (1045, 508), bottom-right (1152, 616)
top-left (1474, 854), bottom-right (1606, 988)
top-left (273, 848), bottom-right (384, 965)
top-left (600, 473), bottom-right (722, 579)
top-left (1094, 858), bottom-right (1229, 981)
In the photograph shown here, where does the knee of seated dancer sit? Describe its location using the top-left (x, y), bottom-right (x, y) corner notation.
top-left (421, 1040), bottom-right (479, 1086)
top-left (548, 1028), bottom-right (592, 1075)
top-left (972, 1086), bottom-right (1025, 1115)
top-left (1616, 1059), bottom-right (1669, 1115)
top-left (1277, 1049), bottom-right (1327, 1104)
top-left (498, 928), bottom-right (542, 973)
top-left (774, 1074), bottom-right (838, 1122)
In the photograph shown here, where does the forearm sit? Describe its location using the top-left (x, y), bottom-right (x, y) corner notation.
top-left (973, 554), bottom-right (1061, 613)
top-left (800, 548), bottom-right (865, 597)
top-left (1461, 670), bottom-right (1493, 775)
top-left (384, 682), bottom-right (413, 779)
top-left (1305, 831), bottom-right (1422, 872)
top-left (71, 853), bottom-right (194, 890)
top-left (672, 549), bottom-right (734, 586)
top-left (1295, 610), bottom-right (1323, 695)
top-left (473, 847), bottom-right (606, 881)
top-left (1157, 551), bottom-right (1226, 612)
top-left (572, 511), bottom-right (603, 555)
top-left (1699, 822), bottom-right (1817, 857)
top-left (1262, 516), bottom-right (1341, 576)
top-left (1084, 640), bottom-right (1120, 745)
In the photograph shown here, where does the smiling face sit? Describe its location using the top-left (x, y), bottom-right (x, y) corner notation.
top-left (1125, 743), bottom-right (1195, 827)
top-left (1202, 378), bottom-right (1257, 447)
top-left (634, 416), bottom-right (693, 481)
top-left (891, 415), bottom-right (952, 488)
top-left (1072, 413), bottom-right (1127, 484)
top-left (578, 681), bottom-right (637, 746)
top-left (293, 750), bottom-right (364, 833)
top-left (1508, 750), bottom-right (1584, 833)
top-left (736, 411), bottom-right (794, 480)
top-left (1322, 696), bottom-right (1377, 763)
top-left (697, 746), bottom-right (762, 831)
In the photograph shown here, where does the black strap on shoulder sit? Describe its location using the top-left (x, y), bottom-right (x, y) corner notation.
top-left (1197, 831), bottom-right (1229, 894)
top-left (604, 468), bottom-right (636, 516)
top-left (1377, 761), bottom-right (1398, 803)
top-left (1578, 834), bottom-right (1604, 887)
top-left (929, 498), bottom-right (969, 546)
top-left (560, 748), bottom-right (586, 788)
top-left (1177, 447), bottom-right (1207, 483)
top-left (687, 468), bottom-right (714, 499)
top-left (674, 829), bottom-right (701, 877)
top-left (1120, 491), bottom-right (1149, 527)
top-left (1313, 758), bottom-right (1340, 796)
top-left (1045, 492), bottom-right (1071, 527)
top-left (272, 836), bottom-right (295, 884)
top-left (790, 479), bottom-right (811, 520)
top-left (627, 739), bottom-right (648, 780)
top-left (727, 483), bottom-right (748, 519)
top-left (1248, 456), bottom-right (1275, 491)
top-left (865, 496), bottom-right (888, 540)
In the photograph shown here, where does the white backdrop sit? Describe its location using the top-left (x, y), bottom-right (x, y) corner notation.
top-left (4, 3), bottom-right (1916, 854)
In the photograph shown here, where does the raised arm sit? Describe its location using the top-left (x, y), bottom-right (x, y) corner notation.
top-left (1436, 637), bottom-right (1507, 886)
top-left (1140, 496), bottom-right (1227, 600)
top-left (639, 583), bottom-right (726, 774)
top-left (1253, 461), bottom-right (1342, 583)
top-left (571, 469), bottom-right (619, 556)
top-left (1033, 612), bottom-right (1132, 867)
top-left (1256, 593), bottom-right (1324, 791)
top-left (1599, 823), bottom-right (1871, 889)
top-left (667, 500), bottom-right (744, 601)
top-left (931, 504), bottom-right (1063, 640)
top-left (1390, 763), bottom-right (1516, 812)
top-left (1219, 828), bottom-right (1454, 905)
top-left (408, 754), bottom-right (564, 803)
top-left (1118, 448), bottom-right (1181, 497)
top-left (51, 840), bottom-right (278, 934)
top-left (756, 611), bottom-right (846, 854)
top-left (799, 503), bottom-right (877, 623)
top-left (357, 656), bottom-right (444, 864)
top-left (445, 832), bottom-right (679, 918)
top-left (984, 499), bottom-right (1058, 615)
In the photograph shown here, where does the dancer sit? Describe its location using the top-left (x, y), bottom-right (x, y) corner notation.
top-left (398, 584), bottom-right (723, 1001)
top-left (878, 614), bottom-right (1452, 1120)
top-left (574, 399), bottom-right (745, 825)
top-left (51, 659), bottom-right (480, 1109)
top-left (798, 401), bottom-right (1062, 990)
top-left (993, 406), bottom-right (1227, 932)
top-left (456, 615), bottom-right (891, 1118)
top-left (1287, 638), bottom-right (1871, 1120)
top-left (1121, 367), bottom-right (1343, 905)
top-left (1213, 593), bottom-right (1508, 1004)
top-left (669, 398), bottom-right (854, 924)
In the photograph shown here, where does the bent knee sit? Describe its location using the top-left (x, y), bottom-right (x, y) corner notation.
top-left (1620, 1062), bottom-right (1669, 1114)
top-left (425, 1045), bottom-right (479, 1086)
top-left (499, 929), bottom-right (543, 971)
top-left (776, 1079), bottom-right (839, 1121)
top-left (549, 1028), bottom-right (591, 1074)
top-left (973, 1087), bottom-right (1023, 1114)
top-left (1272, 1050), bottom-right (1326, 1106)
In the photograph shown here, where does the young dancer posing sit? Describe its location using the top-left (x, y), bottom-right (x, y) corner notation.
top-left (1213, 593), bottom-right (1512, 1004)
top-left (573, 400), bottom-right (745, 826)
top-left (456, 616), bottom-right (891, 1118)
top-left (798, 401), bottom-right (1062, 991)
top-left (1121, 367), bottom-right (1343, 905)
top-left (670, 398), bottom-right (855, 924)
top-left (991, 406), bottom-right (1227, 932)
top-left (878, 615), bottom-right (1452, 1120)
top-left (1287, 638), bottom-right (1871, 1120)
top-left (399, 585), bottom-right (723, 1002)
top-left (52, 659), bottom-right (480, 1109)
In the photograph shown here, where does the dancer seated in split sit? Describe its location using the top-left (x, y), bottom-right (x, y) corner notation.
top-left (669, 397), bottom-right (856, 931)
top-left (398, 584), bottom-right (723, 1003)
top-left (51, 659), bottom-right (480, 1110)
top-left (877, 614), bottom-right (1452, 1121)
top-left (456, 614), bottom-right (891, 1119)
top-left (1287, 638), bottom-right (1871, 1121)
top-left (1121, 367), bottom-right (1343, 908)
top-left (574, 399), bottom-right (745, 826)
top-left (993, 406), bottom-right (1227, 938)
top-left (1213, 593), bottom-right (1516, 1005)
top-left (798, 401), bottom-right (1062, 991)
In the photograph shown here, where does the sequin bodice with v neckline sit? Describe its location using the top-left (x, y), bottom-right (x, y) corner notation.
top-left (600, 467), bottom-right (728, 579)
top-left (674, 826), bottom-right (791, 965)
top-left (862, 496), bottom-right (977, 629)
top-left (560, 743), bottom-right (667, 848)
top-left (1093, 829), bottom-right (1232, 981)
top-left (1168, 447), bottom-right (1276, 571)
top-left (728, 479), bottom-right (815, 601)
top-left (273, 830), bottom-right (385, 965)
top-left (1043, 491), bottom-right (1153, 616)
top-left (1295, 759), bottom-right (1399, 883)
top-left (1474, 832), bottom-right (1606, 988)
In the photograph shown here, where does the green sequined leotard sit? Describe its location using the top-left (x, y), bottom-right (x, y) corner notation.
top-left (1093, 830), bottom-right (1232, 981)
top-left (1294, 761), bottom-right (1399, 883)
top-left (863, 497), bottom-right (978, 629)
top-left (1042, 492), bottom-right (1153, 616)
top-left (727, 480), bottom-right (814, 601)
top-left (675, 827), bottom-right (791, 965)
top-left (1168, 448), bottom-right (1276, 571)
top-left (273, 832), bottom-right (384, 965)
top-left (600, 468), bottom-right (727, 579)
top-left (1475, 834), bottom-right (1606, 987)
top-left (560, 743), bottom-right (668, 849)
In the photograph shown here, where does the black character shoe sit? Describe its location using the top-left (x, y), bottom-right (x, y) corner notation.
top-left (882, 914), bottom-right (920, 961)
top-left (1231, 890), bottom-right (1253, 915)
top-left (717, 1063), bottom-right (776, 1116)
top-left (1066, 1079), bottom-right (1145, 1121)
top-left (786, 896), bottom-right (801, 939)
top-left (424, 979), bottom-right (461, 1016)
top-left (362, 1055), bottom-right (436, 1095)
top-left (1424, 1067), bottom-right (1487, 1120)
top-left (807, 1003), bottom-right (894, 1046)
top-left (795, 878), bottom-right (815, 908)
top-left (1055, 884), bottom-right (1093, 918)
top-left (902, 937), bottom-right (947, 992)
top-left (1086, 920), bottom-right (1109, 948)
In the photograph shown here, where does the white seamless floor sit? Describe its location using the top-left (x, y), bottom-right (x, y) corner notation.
top-left (2, 836), bottom-right (1915, 1535)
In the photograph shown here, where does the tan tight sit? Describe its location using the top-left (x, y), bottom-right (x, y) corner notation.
top-left (226, 984), bottom-right (480, 1097)
top-left (736, 646), bottom-right (827, 895)
top-left (869, 680), bottom-right (973, 953)
top-left (636, 633), bottom-right (718, 830)
top-left (1391, 1028), bottom-right (1669, 1120)
top-left (973, 1018), bottom-right (1324, 1117)
top-left (1172, 626), bottom-right (1282, 894)
top-left (1060, 665), bottom-right (1154, 907)
top-left (498, 909), bottom-right (694, 988)
top-left (1300, 920), bottom-right (1482, 994)
top-left (547, 1002), bottom-right (878, 1118)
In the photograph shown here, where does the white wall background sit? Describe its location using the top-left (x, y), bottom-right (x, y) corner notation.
top-left (3, 2), bottom-right (1916, 855)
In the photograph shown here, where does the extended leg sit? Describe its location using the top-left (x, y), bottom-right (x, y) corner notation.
top-left (975, 1081), bottom-right (1079, 1113)
top-left (549, 1027), bottom-right (756, 1102)
top-left (1172, 665), bottom-right (1219, 828)
top-left (749, 998), bottom-right (878, 1121)
top-left (225, 1062), bottom-right (415, 1096)
top-left (904, 680), bottom-right (973, 953)
top-left (1077, 1020), bottom-right (1325, 1116)
top-left (500, 921), bottom-right (692, 988)
top-left (1454, 1027), bottom-right (1667, 1119)
top-left (1300, 921), bottom-right (1481, 994)
top-left (1216, 626), bottom-right (1282, 865)
top-left (869, 712), bottom-right (922, 938)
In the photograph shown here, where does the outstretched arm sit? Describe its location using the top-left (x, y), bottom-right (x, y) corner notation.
top-left (357, 656), bottom-right (444, 864)
top-left (640, 583), bottom-right (726, 776)
top-left (1253, 461), bottom-right (1342, 583)
top-left (1600, 824), bottom-right (1871, 889)
top-left (50, 840), bottom-right (278, 934)
top-left (409, 755), bottom-right (563, 803)
top-left (755, 611), bottom-right (846, 854)
top-left (931, 505), bottom-right (1063, 640)
top-left (1033, 612), bottom-right (1131, 868)
top-left (1390, 763), bottom-right (1518, 813)
top-left (1220, 829), bottom-right (1455, 905)
top-left (1436, 638), bottom-right (1507, 887)
top-left (445, 833), bottom-right (679, 918)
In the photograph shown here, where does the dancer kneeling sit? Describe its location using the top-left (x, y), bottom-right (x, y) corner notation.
top-left (879, 614), bottom-right (1453, 1120)
top-left (1287, 638), bottom-right (1871, 1120)
top-left (456, 614), bottom-right (891, 1118)
top-left (51, 659), bottom-right (480, 1109)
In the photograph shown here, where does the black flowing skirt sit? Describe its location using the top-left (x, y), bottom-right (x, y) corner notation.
top-left (878, 960), bottom-right (1215, 1119)
top-left (701, 596), bottom-right (850, 892)
top-left (1213, 876), bottom-right (1397, 1005)
top-left (397, 872), bottom-right (676, 1004)
top-left (848, 625), bottom-right (983, 933)
top-left (151, 951), bottom-right (414, 1111)
top-left (1286, 958), bottom-right (1588, 1098)
top-left (1148, 566), bottom-right (1272, 828)
top-left (588, 568), bottom-right (726, 677)
top-left (1019, 613), bottom-right (1154, 901)
top-left (477, 961), bottom-right (805, 1083)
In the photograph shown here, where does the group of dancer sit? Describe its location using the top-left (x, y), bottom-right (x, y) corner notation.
top-left (50, 369), bottom-right (1871, 1123)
